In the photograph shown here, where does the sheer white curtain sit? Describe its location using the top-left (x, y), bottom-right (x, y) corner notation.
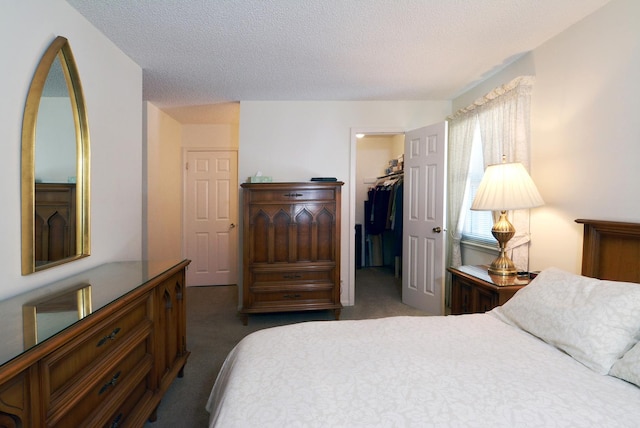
top-left (446, 114), bottom-right (475, 269)
top-left (476, 76), bottom-right (535, 271)
top-left (446, 76), bottom-right (535, 274)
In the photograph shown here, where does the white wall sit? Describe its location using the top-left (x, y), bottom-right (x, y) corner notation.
top-left (453, 0), bottom-right (640, 273)
top-left (144, 103), bottom-right (183, 262)
top-left (144, 103), bottom-right (239, 279)
top-left (239, 101), bottom-right (451, 304)
top-left (182, 124), bottom-right (238, 149)
top-left (0, 0), bottom-right (143, 300)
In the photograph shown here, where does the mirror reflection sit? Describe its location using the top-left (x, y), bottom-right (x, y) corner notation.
top-left (22, 36), bottom-right (90, 274)
top-left (22, 284), bottom-right (92, 347)
top-left (37, 56), bottom-right (77, 184)
top-left (35, 56), bottom-right (78, 265)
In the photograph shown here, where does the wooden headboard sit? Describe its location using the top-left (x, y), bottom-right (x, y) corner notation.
top-left (576, 219), bottom-right (640, 283)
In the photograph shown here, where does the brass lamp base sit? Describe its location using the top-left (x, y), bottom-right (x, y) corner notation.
top-left (488, 255), bottom-right (518, 276)
top-left (488, 210), bottom-right (517, 276)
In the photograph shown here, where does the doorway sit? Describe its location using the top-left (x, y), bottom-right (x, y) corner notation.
top-left (349, 124), bottom-right (447, 315)
top-left (349, 128), bottom-right (405, 306)
top-left (183, 149), bottom-right (239, 286)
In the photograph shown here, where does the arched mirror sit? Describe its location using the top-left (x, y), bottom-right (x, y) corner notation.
top-left (22, 36), bottom-right (90, 275)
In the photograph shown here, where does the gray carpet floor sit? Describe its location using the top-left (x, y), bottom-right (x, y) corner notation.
top-left (147, 267), bottom-right (430, 427)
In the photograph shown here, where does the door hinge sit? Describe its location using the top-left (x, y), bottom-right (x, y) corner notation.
top-left (185, 162), bottom-right (189, 170)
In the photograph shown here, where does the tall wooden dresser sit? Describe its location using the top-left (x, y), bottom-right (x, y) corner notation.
top-left (240, 182), bottom-right (343, 325)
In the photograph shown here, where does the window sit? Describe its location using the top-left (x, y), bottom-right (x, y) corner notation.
top-left (461, 122), bottom-right (495, 245)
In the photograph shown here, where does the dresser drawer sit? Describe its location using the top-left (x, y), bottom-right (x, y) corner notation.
top-left (251, 267), bottom-right (334, 285)
top-left (251, 288), bottom-right (334, 308)
top-left (49, 340), bottom-right (152, 427)
top-left (42, 294), bottom-right (151, 400)
top-left (247, 188), bottom-right (337, 203)
top-left (88, 375), bottom-right (153, 428)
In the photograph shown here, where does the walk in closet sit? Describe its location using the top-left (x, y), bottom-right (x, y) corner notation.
top-left (355, 134), bottom-right (404, 275)
top-left (364, 172), bottom-right (403, 272)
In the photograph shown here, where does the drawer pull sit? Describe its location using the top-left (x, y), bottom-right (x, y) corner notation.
top-left (284, 192), bottom-right (303, 198)
top-left (110, 413), bottom-right (123, 428)
top-left (97, 327), bottom-right (121, 347)
top-left (99, 371), bottom-right (121, 395)
top-left (282, 274), bottom-right (302, 279)
top-left (283, 293), bottom-right (302, 299)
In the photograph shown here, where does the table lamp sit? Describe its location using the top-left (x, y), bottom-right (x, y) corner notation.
top-left (471, 161), bottom-right (544, 276)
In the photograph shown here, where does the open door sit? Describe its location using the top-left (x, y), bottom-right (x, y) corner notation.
top-left (402, 122), bottom-right (447, 314)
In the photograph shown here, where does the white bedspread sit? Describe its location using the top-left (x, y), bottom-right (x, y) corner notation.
top-left (206, 314), bottom-right (640, 427)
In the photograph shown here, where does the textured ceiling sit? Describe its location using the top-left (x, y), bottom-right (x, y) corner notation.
top-left (66, 0), bottom-right (611, 110)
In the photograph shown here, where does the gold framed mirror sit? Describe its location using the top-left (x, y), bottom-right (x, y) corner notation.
top-left (21, 36), bottom-right (90, 275)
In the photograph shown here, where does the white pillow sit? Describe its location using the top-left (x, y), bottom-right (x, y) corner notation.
top-left (491, 267), bottom-right (640, 374)
top-left (610, 341), bottom-right (640, 387)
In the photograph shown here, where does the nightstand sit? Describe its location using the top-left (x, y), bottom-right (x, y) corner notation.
top-left (448, 265), bottom-right (530, 315)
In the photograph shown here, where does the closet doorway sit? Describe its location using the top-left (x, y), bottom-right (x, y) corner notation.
top-left (353, 131), bottom-right (405, 304)
top-left (349, 123), bottom-right (447, 315)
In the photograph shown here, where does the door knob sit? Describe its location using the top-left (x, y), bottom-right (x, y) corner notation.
top-left (230, 223), bottom-right (236, 229)
top-left (432, 227), bottom-right (442, 233)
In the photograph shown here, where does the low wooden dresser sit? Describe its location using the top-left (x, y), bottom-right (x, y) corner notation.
top-left (0, 259), bottom-right (190, 427)
top-left (448, 265), bottom-right (529, 315)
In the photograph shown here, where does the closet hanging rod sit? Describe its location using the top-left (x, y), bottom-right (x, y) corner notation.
top-left (376, 170), bottom-right (404, 180)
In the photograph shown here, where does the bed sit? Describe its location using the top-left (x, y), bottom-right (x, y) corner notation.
top-left (206, 219), bottom-right (640, 427)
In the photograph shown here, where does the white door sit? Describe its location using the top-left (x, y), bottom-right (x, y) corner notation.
top-left (402, 122), bottom-right (447, 314)
top-left (184, 150), bottom-right (238, 286)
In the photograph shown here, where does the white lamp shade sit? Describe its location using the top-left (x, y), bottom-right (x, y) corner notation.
top-left (471, 162), bottom-right (544, 211)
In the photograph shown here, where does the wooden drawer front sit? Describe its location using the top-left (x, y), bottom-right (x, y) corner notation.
top-left (90, 378), bottom-right (152, 428)
top-left (456, 280), bottom-right (474, 314)
top-left (251, 288), bottom-right (334, 307)
top-left (476, 287), bottom-right (497, 312)
top-left (0, 371), bottom-right (29, 427)
top-left (50, 340), bottom-right (152, 428)
top-left (43, 294), bottom-right (151, 403)
top-left (249, 267), bottom-right (336, 308)
top-left (248, 188), bottom-right (336, 203)
top-left (252, 268), bottom-right (334, 285)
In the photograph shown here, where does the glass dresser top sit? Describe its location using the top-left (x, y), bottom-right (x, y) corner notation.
top-left (0, 259), bottom-right (185, 366)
